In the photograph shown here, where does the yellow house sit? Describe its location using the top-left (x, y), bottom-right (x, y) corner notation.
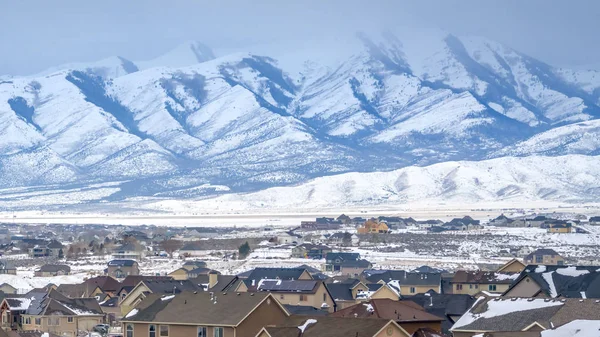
top-left (357, 220), bottom-right (389, 234)
top-left (547, 223), bottom-right (572, 233)
top-left (451, 271), bottom-right (517, 295)
top-left (245, 279), bottom-right (335, 312)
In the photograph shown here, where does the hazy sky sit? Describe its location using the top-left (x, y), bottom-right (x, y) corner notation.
top-left (2, 0), bottom-right (599, 75)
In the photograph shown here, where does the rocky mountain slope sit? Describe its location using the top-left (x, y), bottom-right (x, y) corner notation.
top-left (1, 32), bottom-right (599, 207)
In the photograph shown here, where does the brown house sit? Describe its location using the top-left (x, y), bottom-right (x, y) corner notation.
top-left (257, 316), bottom-right (410, 337)
top-left (330, 299), bottom-right (444, 335)
top-left (34, 264), bottom-right (71, 277)
top-left (524, 249), bottom-right (565, 265)
top-left (121, 291), bottom-right (289, 337)
top-left (107, 260), bottom-right (139, 279)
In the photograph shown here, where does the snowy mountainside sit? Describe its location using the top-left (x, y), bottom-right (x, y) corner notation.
top-left (1, 31), bottom-right (600, 206)
top-left (186, 155), bottom-right (600, 210)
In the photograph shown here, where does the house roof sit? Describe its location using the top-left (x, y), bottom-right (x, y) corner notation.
top-left (108, 259), bottom-right (138, 267)
top-left (451, 297), bottom-right (600, 333)
top-left (325, 252), bottom-right (360, 261)
top-left (406, 292), bottom-right (476, 333)
top-left (331, 299), bottom-right (444, 323)
top-left (505, 265), bottom-right (600, 298)
top-left (46, 240), bottom-right (63, 249)
top-left (4, 298), bottom-right (32, 311)
top-left (365, 270), bottom-right (442, 287)
top-left (26, 290), bottom-right (103, 316)
top-left (99, 296), bottom-right (119, 308)
top-left (0, 261), bottom-right (16, 270)
top-left (412, 266), bottom-right (448, 274)
top-left (192, 275), bottom-right (240, 292)
top-left (36, 264), bottom-right (71, 273)
top-left (283, 305), bottom-right (329, 316)
top-left (497, 259), bottom-right (526, 273)
top-left (121, 275), bottom-right (172, 288)
top-left (142, 279), bottom-right (202, 294)
top-left (261, 316), bottom-right (405, 337)
top-left (122, 291), bottom-right (285, 326)
top-left (451, 270), bottom-right (519, 284)
top-left (325, 280), bottom-right (361, 301)
top-left (256, 280), bottom-right (319, 293)
top-left (244, 268), bottom-right (310, 287)
top-left (85, 276), bottom-right (122, 292)
top-left (341, 259), bottom-right (372, 268)
top-left (589, 216), bottom-right (600, 222)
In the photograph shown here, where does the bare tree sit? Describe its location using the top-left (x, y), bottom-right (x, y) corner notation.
top-left (160, 239), bottom-right (183, 258)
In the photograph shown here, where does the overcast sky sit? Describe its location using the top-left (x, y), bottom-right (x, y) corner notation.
top-left (2, 0), bottom-right (599, 75)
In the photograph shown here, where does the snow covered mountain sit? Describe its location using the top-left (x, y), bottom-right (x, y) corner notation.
top-left (1, 31), bottom-right (600, 208)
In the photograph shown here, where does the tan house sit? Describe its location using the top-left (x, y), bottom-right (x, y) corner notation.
top-left (0, 283), bottom-right (17, 295)
top-left (119, 279), bottom-right (201, 317)
top-left (168, 267), bottom-right (216, 280)
top-left (365, 271), bottom-right (442, 295)
top-left (245, 279), bottom-right (335, 312)
top-left (524, 248), bottom-right (565, 265)
top-left (330, 299), bottom-right (444, 335)
top-left (357, 219), bottom-right (390, 234)
top-left (19, 290), bottom-right (105, 337)
top-left (256, 316), bottom-right (410, 337)
top-left (34, 264), bottom-right (71, 277)
top-left (450, 271), bottom-right (518, 295)
top-left (496, 258), bottom-right (526, 273)
top-left (325, 280), bottom-right (399, 310)
top-left (107, 260), bottom-right (139, 279)
top-left (502, 265), bottom-right (600, 298)
top-left (122, 291), bottom-right (289, 337)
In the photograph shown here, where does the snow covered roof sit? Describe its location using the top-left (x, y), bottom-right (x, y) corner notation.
top-left (451, 297), bottom-right (600, 333)
top-left (507, 265), bottom-right (600, 298)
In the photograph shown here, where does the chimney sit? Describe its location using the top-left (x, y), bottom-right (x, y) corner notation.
top-left (209, 270), bottom-right (218, 288)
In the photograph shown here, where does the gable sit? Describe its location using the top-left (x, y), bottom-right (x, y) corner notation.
top-left (121, 283), bottom-right (151, 307)
top-left (497, 259), bottom-right (526, 273)
top-left (299, 270), bottom-right (313, 280)
top-left (503, 276), bottom-right (543, 298)
top-left (374, 320), bottom-right (411, 337)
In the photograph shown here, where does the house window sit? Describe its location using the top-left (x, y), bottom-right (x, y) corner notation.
top-left (475, 285), bottom-right (479, 289)
top-left (300, 294), bottom-right (308, 302)
top-left (557, 260), bottom-right (564, 265)
top-left (323, 293), bottom-right (327, 302)
top-left (214, 327), bottom-right (224, 337)
top-left (535, 256), bottom-right (543, 263)
top-left (67, 317), bottom-right (74, 323)
top-left (410, 287), bottom-right (416, 294)
top-left (35, 318), bottom-right (41, 325)
top-left (160, 325), bottom-right (169, 337)
top-left (197, 327), bottom-right (206, 337)
top-left (126, 324), bottom-right (134, 337)
top-left (489, 285), bottom-right (497, 291)
top-left (25, 317), bottom-right (31, 324)
top-left (469, 284), bottom-right (473, 289)
top-left (149, 324), bottom-right (156, 337)
top-left (456, 284), bottom-right (463, 290)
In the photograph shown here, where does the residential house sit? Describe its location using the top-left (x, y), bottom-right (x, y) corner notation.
top-left (256, 316), bottom-right (411, 337)
top-left (323, 252), bottom-right (360, 272)
top-left (250, 279), bottom-right (335, 312)
top-left (327, 232), bottom-right (359, 246)
top-left (365, 270), bottom-right (442, 295)
top-left (407, 291), bottom-right (476, 334)
top-left (55, 283), bottom-right (104, 299)
top-left (169, 267), bottom-right (217, 280)
top-left (496, 258), bottom-right (526, 273)
top-left (111, 243), bottom-right (143, 261)
top-left (325, 279), bottom-right (399, 310)
top-left (121, 291), bottom-right (289, 337)
top-left (450, 270), bottom-right (518, 295)
top-left (291, 244), bottom-right (332, 259)
top-left (589, 216), bottom-right (600, 225)
top-left (107, 260), bottom-right (139, 279)
top-left (547, 221), bottom-right (572, 233)
top-left (98, 296), bottom-right (120, 321)
top-left (525, 215), bottom-right (553, 228)
top-left (524, 248), bottom-right (565, 265)
top-left (239, 268), bottom-right (313, 291)
top-left (340, 259), bottom-right (373, 277)
top-left (28, 240), bottom-right (64, 258)
top-left (20, 290), bottom-right (105, 337)
top-left (416, 220), bottom-right (443, 230)
top-left (378, 217), bottom-right (416, 229)
top-left (181, 260), bottom-right (207, 270)
top-left (440, 216), bottom-right (482, 231)
top-left (277, 231), bottom-right (303, 245)
top-left (179, 243), bottom-right (204, 257)
top-left (0, 283), bottom-right (17, 294)
top-left (357, 219), bottom-right (390, 234)
top-left (119, 279), bottom-right (202, 316)
top-left (489, 214), bottom-right (527, 227)
top-left (450, 297), bottom-right (600, 337)
top-left (331, 299), bottom-right (444, 335)
top-left (294, 265), bottom-right (329, 281)
top-left (300, 218), bottom-right (342, 231)
top-left (1, 295), bottom-right (37, 330)
top-left (502, 265), bottom-right (600, 298)
top-left (34, 265), bottom-right (71, 277)
top-left (0, 262), bottom-right (16, 275)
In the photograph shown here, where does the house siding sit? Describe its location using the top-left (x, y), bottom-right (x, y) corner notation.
top-left (503, 276), bottom-right (543, 297)
top-left (129, 323), bottom-right (235, 337)
top-left (370, 286), bottom-right (399, 300)
top-left (236, 298), bottom-right (288, 337)
top-left (271, 284), bottom-right (335, 312)
top-left (452, 283), bottom-right (510, 295)
top-left (21, 315), bottom-right (103, 337)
